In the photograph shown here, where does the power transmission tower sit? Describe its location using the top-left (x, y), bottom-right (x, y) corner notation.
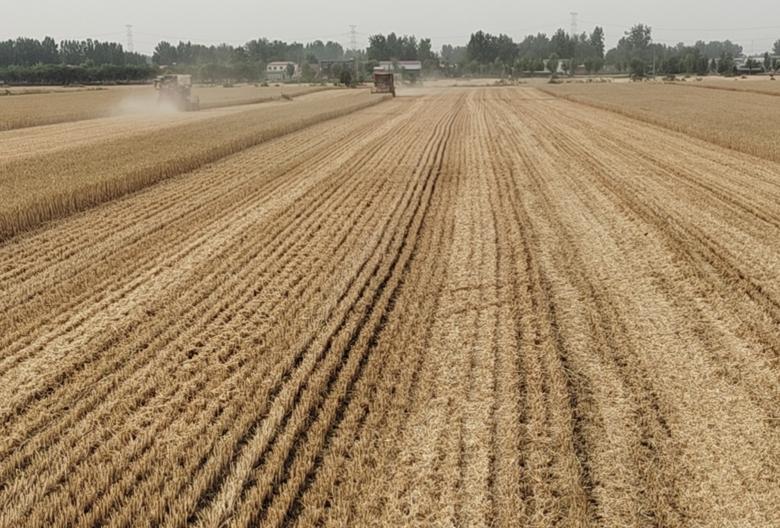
top-left (125, 24), bottom-right (134, 53)
top-left (348, 25), bottom-right (359, 81)
top-left (349, 25), bottom-right (358, 51)
top-left (570, 12), bottom-right (578, 76)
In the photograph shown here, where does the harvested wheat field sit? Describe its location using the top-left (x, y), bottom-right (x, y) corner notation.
top-left (1, 86), bottom-right (779, 527)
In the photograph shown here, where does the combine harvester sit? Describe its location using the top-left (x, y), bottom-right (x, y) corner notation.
top-left (154, 74), bottom-right (200, 111)
top-left (372, 72), bottom-right (396, 97)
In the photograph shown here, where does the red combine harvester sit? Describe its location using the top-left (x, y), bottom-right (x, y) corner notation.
top-left (372, 72), bottom-right (396, 97)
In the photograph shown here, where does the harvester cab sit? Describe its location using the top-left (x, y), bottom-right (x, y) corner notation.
top-left (154, 74), bottom-right (200, 111)
top-left (372, 72), bottom-right (396, 97)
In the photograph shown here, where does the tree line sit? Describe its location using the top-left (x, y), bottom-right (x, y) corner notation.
top-left (608, 25), bottom-right (734, 76)
top-left (606, 25), bottom-right (780, 76)
top-left (0, 37), bottom-right (153, 84)
top-left (2, 29), bottom-right (778, 85)
top-left (451, 26), bottom-right (778, 77)
top-left (153, 35), bottom-right (441, 83)
top-left (152, 39), bottom-right (346, 66)
top-left (0, 37), bottom-right (146, 67)
top-left (150, 38), bottom-right (352, 82)
top-left (451, 27), bottom-right (606, 76)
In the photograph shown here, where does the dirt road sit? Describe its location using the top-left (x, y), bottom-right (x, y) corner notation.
top-left (1, 87), bottom-right (778, 527)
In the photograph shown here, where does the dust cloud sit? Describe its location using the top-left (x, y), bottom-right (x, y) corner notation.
top-left (111, 93), bottom-right (180, 117)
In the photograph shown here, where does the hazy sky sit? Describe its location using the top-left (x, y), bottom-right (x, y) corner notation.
top-left (4, 0), bottom-right (779, 55)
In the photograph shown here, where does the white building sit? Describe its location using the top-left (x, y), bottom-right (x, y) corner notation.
top-left (266, 61), bottom-right (298, 81)
top-left (376, 60), bottom-right (422, 73)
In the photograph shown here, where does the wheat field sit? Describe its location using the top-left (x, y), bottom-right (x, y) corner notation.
top-left (672, 77), bottom-right (780, 96)
top-left (0, 84), bottom-right (331, 131)
top-left (539, 82), bottom-right (780, 162)
top-left (0, 90), bottom-right (385, 240)
top-left (1, 85), bottom-right (778, 527)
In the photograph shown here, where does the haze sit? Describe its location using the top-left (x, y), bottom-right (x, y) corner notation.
top-left (4, 0), bottom-right (780, 55)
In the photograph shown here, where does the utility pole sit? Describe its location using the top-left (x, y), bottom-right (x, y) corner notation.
top-left (652, 47), bottom-right (656, 78)
top-left (125, 24), bottom-right (134, 53)
top-left (570, 12), bottom-right (578, 76)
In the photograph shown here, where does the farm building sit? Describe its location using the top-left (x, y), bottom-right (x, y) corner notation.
top-left (376, 60), bottom-right (422, 73)
top-left (734, 55), bottom-right (774, 74)
top-left (376, 60), bottom-right (423, 82)
top-left (319, 58), bottom-right (355, 80)
top-left (266, 61), bottom-right (298, 81)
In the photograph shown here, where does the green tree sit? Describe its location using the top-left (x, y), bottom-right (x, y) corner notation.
top-left (467, 31), bottom-right (498, 64)
top-left (40, 37), bottom-right (59, 64)
top-left (305, 40), bottom-right (344, 61)
top-left (286, 62), bottom-right (295, 80)
top-left (629, 57), bottom-right (646, 78)
top-left (517, 33), bottom-right (552, 60)
top-left (418, 38), bottom-right (434, 61)
top-left (325, 41), bottom-right (344, 60)
top-left (547, 53), bottom-right (559, 75)
top-left (495, 34), bottom-right (518, 67)
top-left (718, 52), bottom-right (735, 76)
top-left (441, 44), bottom-right (466, 65)
top-left (774, 39), bottom-right (780, 55)
top-left (367, 33), bottom-right (431, 62)
top-left (301, 62), bottom-right (315, 82)
top-left (605, 24), bottom-right (652, 72)
top-left (339, 68), bottom-right (352, 86)
top-left (625, 24), bottom-right (652, 51)
top-left (418, 38), bottom-right (438, 72)
top-left (583, 57), bottom-right (604, 73)
top-left (153, 41), bottom-right (178, 65)
top-left (590, 27), bottom-right (605, 58)
top-left (551, 29), bottom-right (574, 58)
top-left (367, 34), bottom-right (388, 61)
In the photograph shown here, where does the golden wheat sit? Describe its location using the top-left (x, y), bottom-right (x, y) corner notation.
top-left (539, 82), bottom-right (780, 162)
top-left (672, 77), bottom-right (780, 96)
top-left (0, 90), bottom-right (385, 240)
top-left (0, 87), bottom-right (778, 527)
top-left (0, 83), bottom-right (333, 131)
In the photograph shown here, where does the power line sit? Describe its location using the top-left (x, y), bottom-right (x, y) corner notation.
top-left (0, 31), bottom-right (126, 41)
top-left (579, 18), bottom-right (780, 32)
top-left (133, 30), bottom-right (353, 46)
top-left (654, 25), bottom-right (780, 32)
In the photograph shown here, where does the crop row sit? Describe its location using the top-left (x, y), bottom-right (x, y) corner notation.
top-left (0, 84), bottom-right (333, 131)
top-left (0, 90), bottom-right (386, 241)
top-left (539, 82), bottom-right (780, 163)
top-left (1, 87), bottom-right (778, 526)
